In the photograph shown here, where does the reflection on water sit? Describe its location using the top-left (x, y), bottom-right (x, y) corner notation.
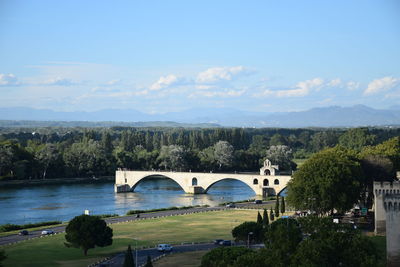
top-left (0, 178), bottom-right (255, 225)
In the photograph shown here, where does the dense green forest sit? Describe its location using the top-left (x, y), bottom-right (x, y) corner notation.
top-left (0, 126), bottom-right (399, 180)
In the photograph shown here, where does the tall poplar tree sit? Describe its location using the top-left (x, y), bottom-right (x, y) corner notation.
top-left (262, 209), bottom-right (269, 227)
top-left (275, 196), bottom-right (280, 217)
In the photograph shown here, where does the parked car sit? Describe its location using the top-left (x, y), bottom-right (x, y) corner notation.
top-left (157, 244), bottom-right (173, 252)
top-left (254, 200), bottom-right (262, 204)
top-left (226, 203), bottom-right (236, 208)
top-left (19, 230), bottom-right (29, 236)
top-left (214, 239), bottom-right (224, 245)
top-left (221, 240), bottom-right (232, 246)
top-left (41, 229), bottom-right (54, 235)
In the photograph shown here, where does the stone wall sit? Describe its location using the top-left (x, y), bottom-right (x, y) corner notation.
top-left (373, 181), bottom-right (400, 234)
top-left (384, 195), bottom-right (400, 267)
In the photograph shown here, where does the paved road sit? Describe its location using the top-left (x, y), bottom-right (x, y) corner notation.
top-left (97, 243), bottom-right (219, 267)
top-left (0, 202), bottom-right (272, 246)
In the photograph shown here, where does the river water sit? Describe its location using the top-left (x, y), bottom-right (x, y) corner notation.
top-left (0, 178), bottom-right (255, 225)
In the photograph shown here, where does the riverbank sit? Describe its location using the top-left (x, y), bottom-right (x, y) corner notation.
top-left (0, 176), bottom-right (114, 188)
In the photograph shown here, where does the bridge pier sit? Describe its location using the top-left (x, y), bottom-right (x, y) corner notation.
top-left (115, 184), bottom-right (131, 193)
top-left (187, 186), bottom-right (205, 194)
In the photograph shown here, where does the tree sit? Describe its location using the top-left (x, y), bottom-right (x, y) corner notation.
top-left (280, 196), bottom-right (285, 215)
top-left (65, 215), bottom-right (113, 256)
top-left (339, 128), bottom-right (376, 151)
top-left (286, 146), bottom-right (364, 215)
top-left (361, 136), bottom-right (400, 171)
top-left (265, 145), bottom-right (295, 171)
top-left (269, 134), bottom-right (287, 146)
top-left (275, 197), bottom-right (280, 217)
top-left (262, 209), bottom-right (269, 227)
top-left (291, 232), bottom-right (379, 267)
top-left (169, 145), bottom-right (187, 170)
top-left (201, 247), bottom-right (254, 267)
top-left (264, 218), bottom-right (303, 267)
top-left (157, 145), bottom-right (187, 170)
top-left (213, 141), bottom-right (234, 170)
top-left (0, 249), bottom-right (6, 267)
top-left (35, 143), bottom-right (59, 179)
top-left (63, 140), bottom-right (108, 177)
top-left (257, 211), bottom-right (263, 224)
top-left (269, 207), bottom-right (274, 221)
top-left (360, 154), bottom-right (395, 207)
top-left (123, 245), bottom-right (135, 267)
top-left (249, 135), bottom-right (269, 155)
top-left (310, 131), bottom-right (339, 152)
top-left (144, 255), bottom-right (153, 267)
top-left (0, 142), bottom-right (13, 177)
top-left (291, 217), bottom-right (379, 267)
top-left (232, 250), bottom-right (270, 267)
top-left (232, 221), bottom-right (264, 243)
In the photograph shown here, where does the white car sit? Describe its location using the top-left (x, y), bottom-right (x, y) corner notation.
top-left (157, 244), bottom-right (173, 252)
top-left (41, 229), bottom-right (54, 235)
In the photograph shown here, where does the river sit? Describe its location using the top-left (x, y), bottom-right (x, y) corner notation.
top-left (0, 178), bottom-right (255, 225)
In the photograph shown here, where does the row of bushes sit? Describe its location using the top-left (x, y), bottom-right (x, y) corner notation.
top-left (97, 214), bottom-right (120, 218)
top-left (0, 221), bottom-right (62, 232)
top-left (126, 205), bottom-right (209, 215)
top-left (218, 199), bottom-right (258, 206)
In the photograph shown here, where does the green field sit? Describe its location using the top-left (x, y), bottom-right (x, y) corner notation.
top-left (293, 158), bottom-right (308, 167)
top-left (1, 209), bottom-right (260, 267)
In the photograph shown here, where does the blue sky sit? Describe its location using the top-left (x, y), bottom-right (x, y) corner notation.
top-left (0, 0), bottom-right (399, 113)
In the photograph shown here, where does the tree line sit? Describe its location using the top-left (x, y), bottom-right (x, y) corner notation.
top-left (0, 126), bottom-right (399, 180)
top-left (202, 216), bottom-right (382, 267)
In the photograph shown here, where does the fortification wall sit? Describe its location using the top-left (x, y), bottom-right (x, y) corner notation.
top-left (374, 181), bottom-right (400, 234)
top-left (384, 194), bottom-right (400, 267)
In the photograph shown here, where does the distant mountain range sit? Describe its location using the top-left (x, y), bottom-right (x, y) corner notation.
top-left (0, 105), bottom-right (399, 128)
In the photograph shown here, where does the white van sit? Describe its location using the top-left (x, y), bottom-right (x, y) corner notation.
top-left (157, 244), bottom-right (173, 252)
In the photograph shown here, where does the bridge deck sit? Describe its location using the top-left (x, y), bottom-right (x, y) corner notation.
top-left (115, 170), bottom-right (291, 196)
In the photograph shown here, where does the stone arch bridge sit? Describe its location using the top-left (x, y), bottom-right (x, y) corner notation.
top-left (115, 170), bottom-right (291, 197)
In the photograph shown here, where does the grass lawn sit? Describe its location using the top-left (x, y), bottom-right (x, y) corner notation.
top-left (2, 209), bottom-right (260, 267)
top-left (153, 250), bottom-right (208, 267)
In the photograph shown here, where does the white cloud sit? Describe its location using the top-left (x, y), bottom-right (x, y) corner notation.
top-left (106, 79), bottom-right (121, 86)
top-left (43, 77), bottom-right (76, 86)
top-left (0, 73), bottom-right (19, 86)
top-left (76, 89), bottom-right (148, 101)
top-left (347, 81), bottom-right (360, 91)
top-left (328, 78), bottom-right (341, 87)
top-left (189, 89), bottom-right (245, 98)
top-left (195, 85), bottom-right (216, 90)
top-left (258, 78), bottom-right (323, 98)
top-left (196, 66), bottom-right (250, 83)
top-left (364, 76), bottom-right (399, 95)
top-left (150, 74), bottom-right (183, 90)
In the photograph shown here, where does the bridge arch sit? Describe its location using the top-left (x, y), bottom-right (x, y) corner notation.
top-left (277, 186), bottom-right (287, 196)
top-left (204, 178), bottom-right (257, 195)
top-left (131, 174), bottom-right (187, 192)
